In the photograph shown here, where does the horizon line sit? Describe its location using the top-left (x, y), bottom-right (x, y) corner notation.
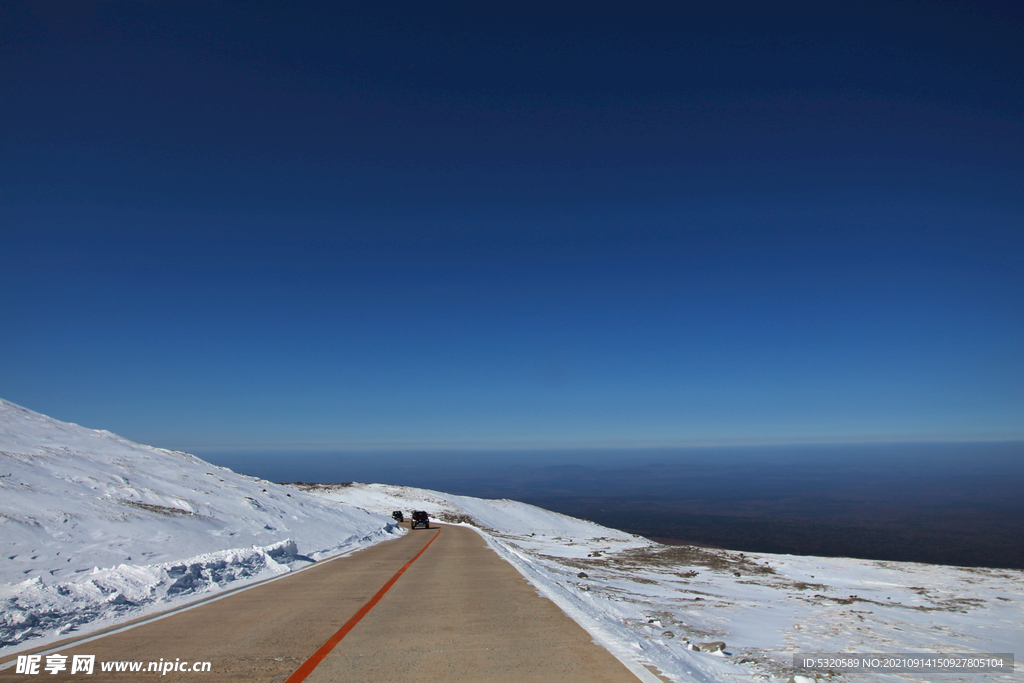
top-left (180, 434), bottom-right (1024, 454)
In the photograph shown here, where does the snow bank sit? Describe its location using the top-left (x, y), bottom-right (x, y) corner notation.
top-left (0, 399), bottom-right (401, 650)
top-left (1, 540), bottom-right (299, 647)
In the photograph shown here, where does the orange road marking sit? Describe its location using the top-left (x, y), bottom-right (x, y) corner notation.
top-left (285, 527), bottom-right (442, 683)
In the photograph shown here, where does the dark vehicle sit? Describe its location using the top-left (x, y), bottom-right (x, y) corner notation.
top-left (410, 510), bottom-right (430, 529)
top-left (391, 510), bottom-right (404, 523)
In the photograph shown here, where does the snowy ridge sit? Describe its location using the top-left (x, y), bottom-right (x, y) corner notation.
top-left (309, 483), bottom-right (1024, 683)
top-left (3, 399), bottom-right (1022, 682)
top-left (0, 399), bottom-right (401, 650)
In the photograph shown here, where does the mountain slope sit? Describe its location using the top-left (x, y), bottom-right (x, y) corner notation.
top-left (2, 400), bottom-right (1022, 682)
top-left (0, 399), bottom-right (400, 649)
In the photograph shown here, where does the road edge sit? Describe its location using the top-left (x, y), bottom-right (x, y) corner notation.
top-left (456, 523), bottom-right (671, 683)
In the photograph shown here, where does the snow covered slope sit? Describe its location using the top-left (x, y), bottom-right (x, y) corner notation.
top-left (2, 398), bottom-right (1021, 683)
top-left (0, 399), bottom-right (401, 650)
top-left (306, 483), bottom-right (1024, 683)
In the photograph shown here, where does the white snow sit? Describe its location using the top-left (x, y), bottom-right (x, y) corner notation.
top-left (309, 483), bottom-right (1024, 683)
top-left (2, 399), bottom-right (1022, 683)
top-left (0, 399), bottom-right (401, 651)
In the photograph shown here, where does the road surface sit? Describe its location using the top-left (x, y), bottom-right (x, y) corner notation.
top-left (1, 523), bottom-right (642, 682)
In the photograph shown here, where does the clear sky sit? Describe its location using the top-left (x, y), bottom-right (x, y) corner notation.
top-left (2, 2), bottom-right (1021, 454)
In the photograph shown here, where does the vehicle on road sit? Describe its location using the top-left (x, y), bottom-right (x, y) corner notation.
top-left (392, 510), bottom-right (404, 523)
top-left (410, 510), bottom-right (430, 529)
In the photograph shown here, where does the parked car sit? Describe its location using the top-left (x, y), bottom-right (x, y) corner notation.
top-left (392, 510), bottom-right (404, 523)
top-left (410, 510), bottom-right (430, 529)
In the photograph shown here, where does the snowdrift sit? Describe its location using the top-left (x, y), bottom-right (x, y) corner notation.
top-left (0, 399), bottom-right (400, 649)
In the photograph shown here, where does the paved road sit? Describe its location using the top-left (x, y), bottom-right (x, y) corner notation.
top-left (1, 524), bottom-right (641, 682)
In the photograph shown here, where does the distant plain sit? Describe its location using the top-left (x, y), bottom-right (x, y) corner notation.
top-left (201, 442), bottom-right (1024, 570)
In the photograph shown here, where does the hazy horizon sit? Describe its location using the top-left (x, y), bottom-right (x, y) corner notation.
top-left (194, 439), bottom-right (1024, 487)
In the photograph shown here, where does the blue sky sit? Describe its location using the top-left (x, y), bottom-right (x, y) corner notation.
top-left (2, 2), bottom-right (1021, 454)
